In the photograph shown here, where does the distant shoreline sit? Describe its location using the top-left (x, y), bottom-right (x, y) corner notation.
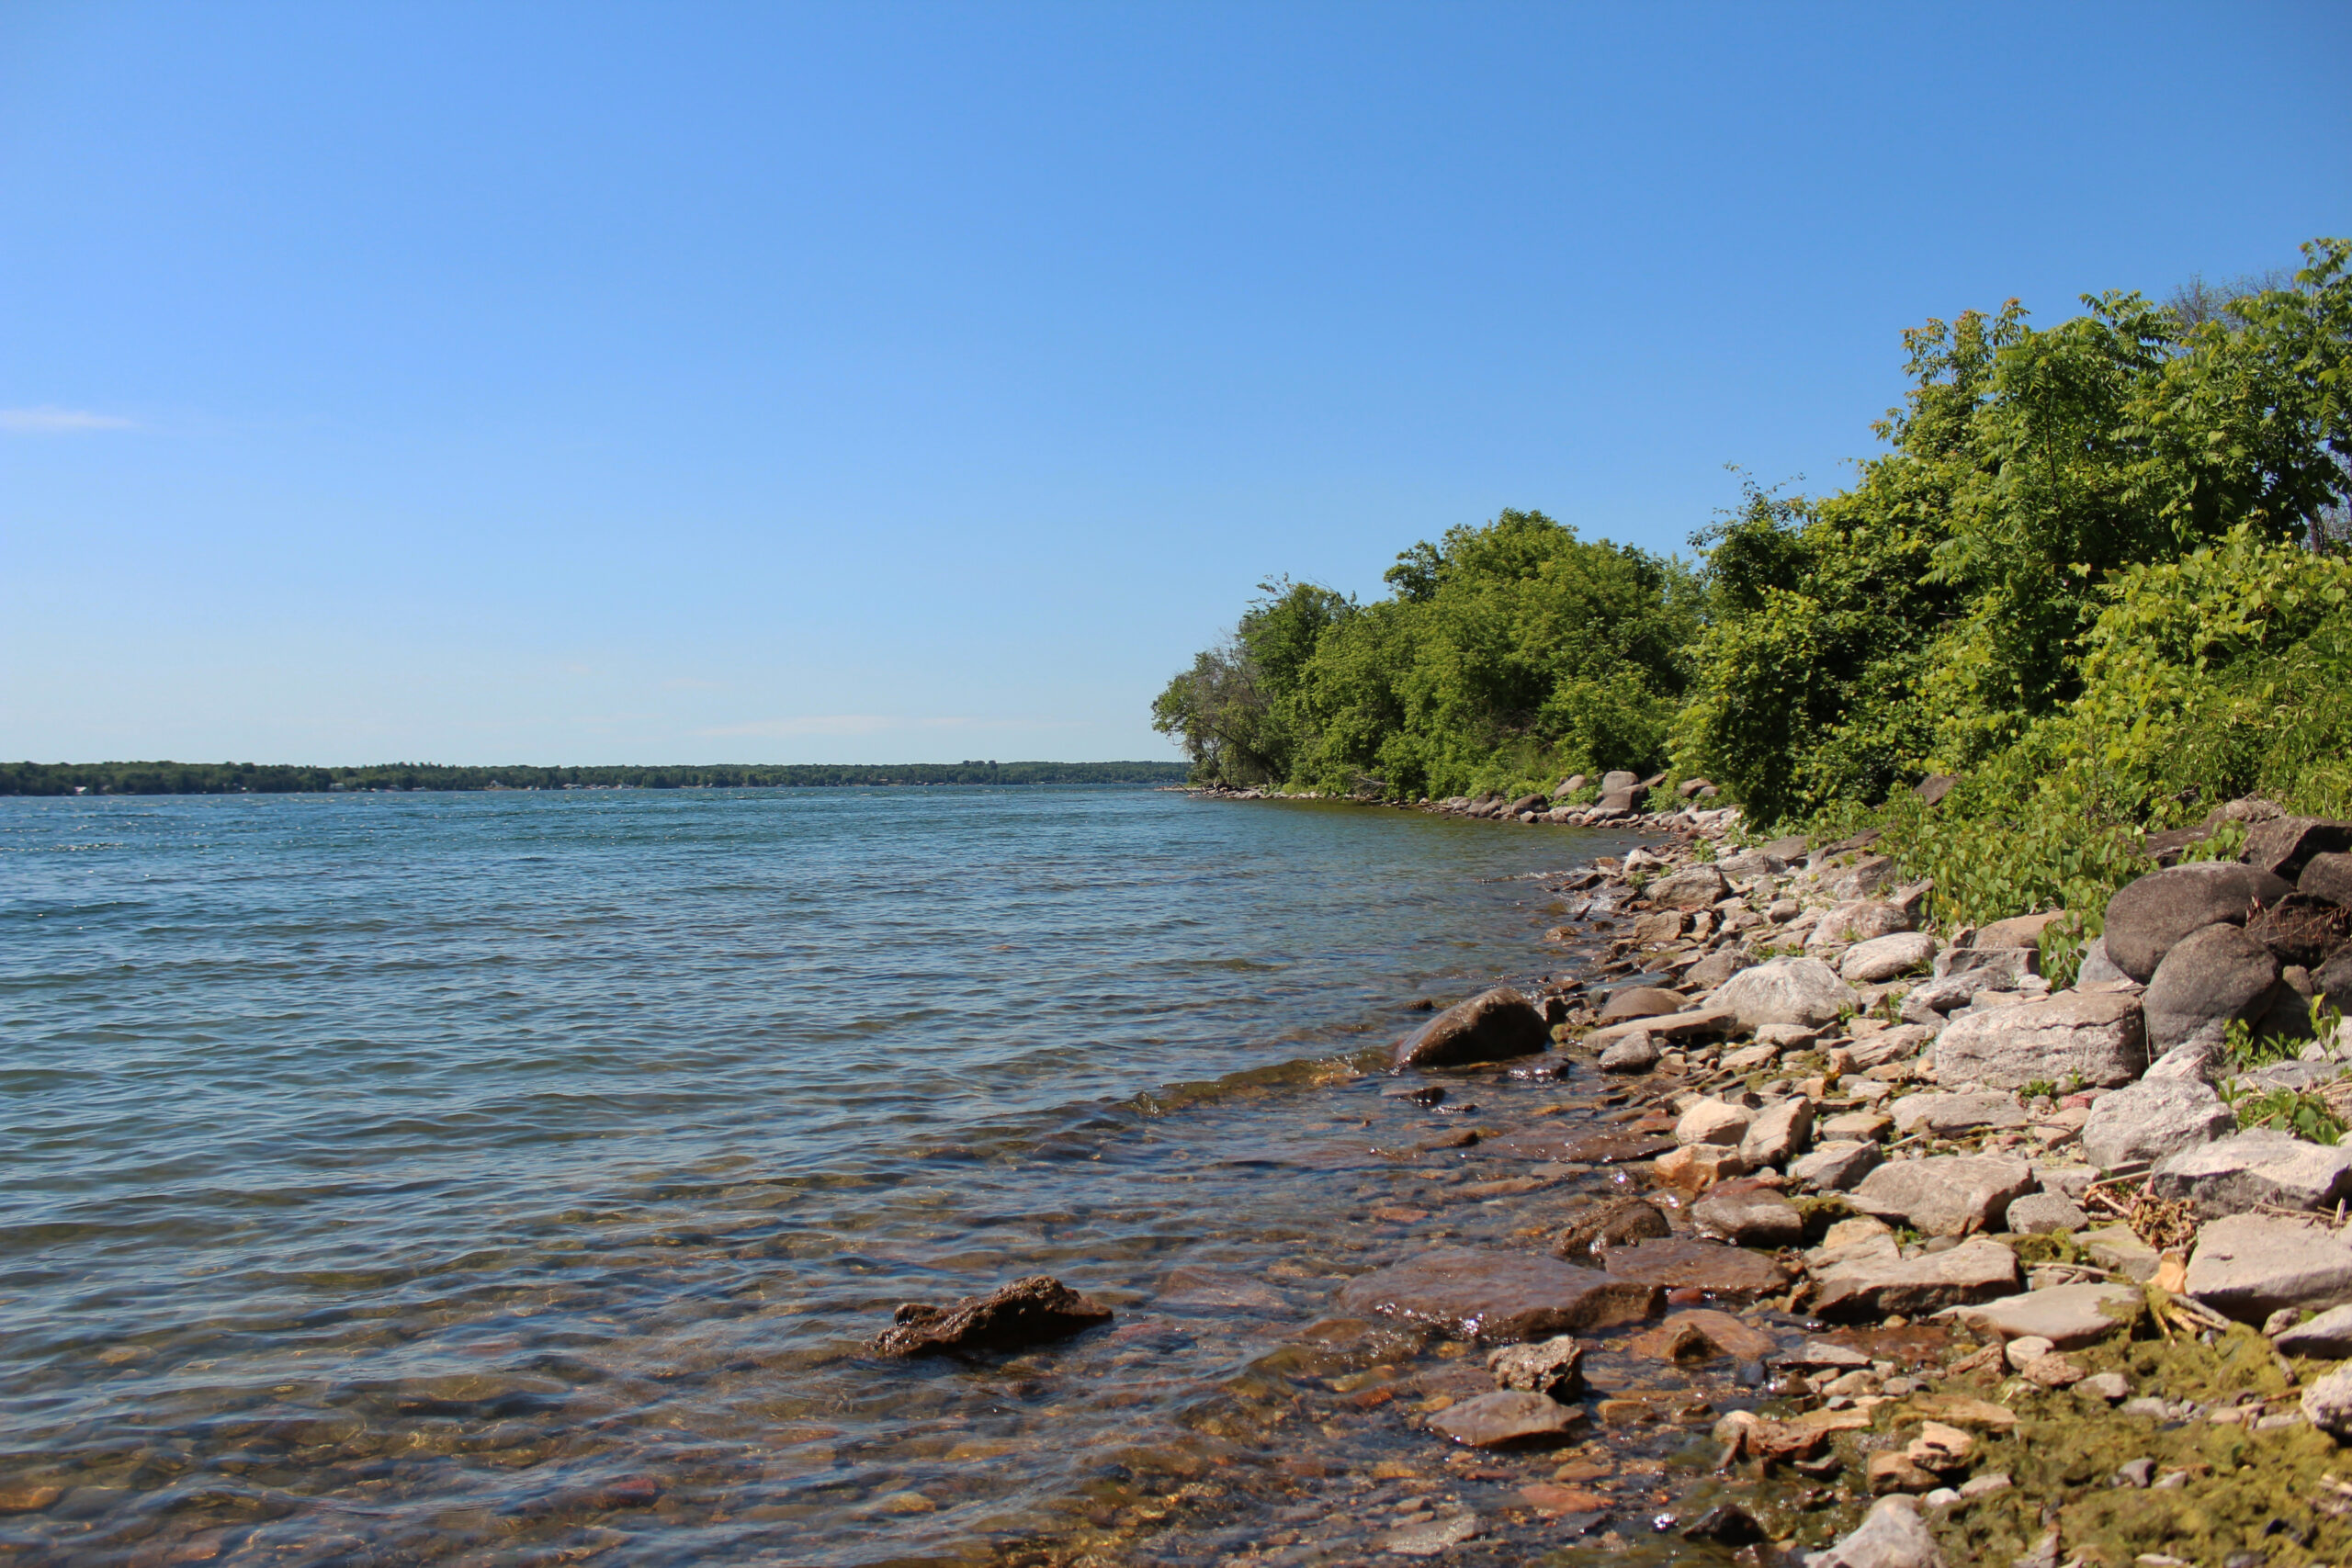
top-left (0, 760), bottom-right (1190, 796)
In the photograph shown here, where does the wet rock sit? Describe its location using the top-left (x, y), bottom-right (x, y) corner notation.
top-left (1651, 864), bottom-right (1731, 910)
top-left (1930, 990), bottom-right (2146, 1090)
top-left (1813, 1239), bottom-right (2022, 1323)
top-left (1811, 1494), bottom-right (1946, 1568)
top-left (1430, 1388), bottom-right (1588, 1448)
top-left (1338, 1246), bottom-right (1662, 1338)
top-left (1382, 1082), bottom-right (1447, 1105)
top-left (2274, 1303), bottom-right (2352, 1357)
top-left (1599, 986), bottom-right (1684, 1023)
top-left (2103, 861), bottom-right (2293, 982)
top-left (1791, 1139), bottom-right (1883, 1192)
top-left (1691, 1178), bottom-right (1806, 1247)
top-left (2301, 1364), bottom-right (2352, 1438)
top-left (1740, 1098), bottom-right (1815, 1166)
top-left (1598, 1032), bottom-right (1660, 1073)
top-left (1849, 1155), bottom-right (2034, 1236)
top-left (2183, 1213), bottom-right (2352, 1323)
top-left (1714, 957), bottom-right (1860, 1029)
top-left (2148, 1128), bottom-right (2352, 1219)
top-left (1601, 1235), bottom-right (1793, 1298)
top-left (2003, 1192), bottom-right (2089, 1235)
top-left (2243, 815), bottom-right (2352, 882)
top-left (873, 1275), bottom-right (1114, 1357)
top-left (1632, 1306), bottom-right (1777, 1361)
top-left (1486, 1334), bottom-right (1585, 1398)
top-left (1842, 931), bottom-right (1938, 983)
top-left (2143, 922), bottom-right (2290, 1053)
top-left (1679, 1502), bottom-right (1766, 1547)
top-left (1676, 1098), bottom-right (1753, 1146)
top-left (1940, 1282), bottom-right (2141, 1348)
top-left (1889, 1092), bottom-right (2028, 1138)
top-left (2079, 1077), bottom-right (2235, 1172)
top-left (1552, 1196), bottom-right (1672, 1261)
top-left (1395, 987), bottom-right (1550, 1068)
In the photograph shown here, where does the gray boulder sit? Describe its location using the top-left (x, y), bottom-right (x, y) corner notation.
top-left (2182, 1213), bottom-right (2352, 1323)
top-left (2301, 852), bottom-right (2352, 909)
top-left (1931, 944), bottom-right (2040, 985)
top-left (2103, 862), bottom-right (2293, 982)
top-left (1810, 1495), bottom-right (1945, 1568)
top-left (1486, 1334), bottom-right (1586, 1399)
top-left (1900, 967), bottom-right (2017, 1025)
top-left (2143, 923), bottom-right (2289, 1053)
top-left (1812, 1237), bottom-right (2021, 1323)
top-left (1931, 990), bottom-right (2146, 1090)
top-left (1394, 987), bottom-right (1549, 1068)
top-left (1684, 947), bottom-right (1750, 990)
top-left (1889, 1092), bottom-right (2027, 1137)
top-left (1713, 958), bottom-right (1859, 1030)
top-left (2148, 1129), bottom-right (2352, 1219)
top-left (1715, 850), bottom-right (1785, 877)
top-left (1826, 854), bottom-right (1898, 903)
top-left (2242, 815), bottom-right (2352, 882)
top-left (1598, 1032), bottom-right (1660, 1073)
top-left (1650, 864), bottom-right (1731, 910)
top-left (1849, 1154), bottom-right (2034, 1236)
top-left (2079, 1077), bottom-right (2235, 1172)
top-left (1599, 770), bottom-right (1639, 794)
top-left (1842, 931), bottom-right (1937, 983)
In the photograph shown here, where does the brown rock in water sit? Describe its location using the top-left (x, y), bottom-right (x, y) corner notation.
top-left (1552, 1196), bottom-right (1672, 1261)
top-left (1487, 1334), bottom-right (1586, 1398)
top-left (1600, 1235), bottom-right (1794, 1299)
top-left (1393, 987), bottom-right (1550, 1068)
top-left (1337, 1246), bottom-right (1662, 1339)
top-left (872, 1275), bottom-right (1114, 1358)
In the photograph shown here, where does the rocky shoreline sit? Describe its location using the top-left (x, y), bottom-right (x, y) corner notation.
top-left (1101, 784), bottom-right (2352, 1567)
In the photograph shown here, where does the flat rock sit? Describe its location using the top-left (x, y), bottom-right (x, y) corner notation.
top-left (2103, 862), bottom-right (2293, 982)
top-left (2274, 1303), bottom-right (2352, 1358)
top-left (1552, 1196), bottom-right (1672, 1261)
top-left (1807, 900), bottom-right (1914, 951)
top-left (2182, 1213), bottom-right (2352, 1324)
top-left (1713, 958), bottom-right (1859, 1030)
top-left (1600, 1235), bottom-right (1794, 1299)
top-left (1381, 1513), bottom-right (1480, 1556)
top-left (1977, 913), bottom-right (2064, 950)
top-left (1337, 1246), bottom-right (1662, 1339)
top-left (2003, 1192), bottom-right (2089, 1235)
top-left (1821, 1111), bottom-right (1894, 1142)
top-left (1685, 948), bottom-right (1750, 990)
top-left (2079, 1077), bottom-right (2235, 1172)
top-left (1585, 1006), bottom-right (1735, 1047)
top-left (1599, 986), bottom-right (1684, 1023)
top-left (1930, 990), bottom-right (2146, 1090)
top-left (1740, 1098), bottom-right (1815, 1166)
top-left (1939, 1282), bottom-right (2141, 1348)
top-left (1652, 1143), bottom-right (1752, 1192)
top-left (1396, 987), bottom-right (1550, 1068)
top-left (1813, 1238), bottom-right (2022, 1324)
top-left (1889, 1091), bottom-right (2027, 1137)
top-left (2148, 1128), bottom-right (2352, 1219)
top-left (1691, 1178), bottom-right (1806, 1247)
top-left (2143, 922), bottom-right (2288, 1053)
top-left (1495, 1125), bottom-right (1675, 1165)
top-left (1843, 931), bottom-right (1938, 984)
top-left (1849, 1155), bottom-right (2035, 1237)
top-left (1791, 1139), bottom-right (1883, 1191)
top-left (1650, 864), bottom-right (1731, 910)
top-left (1430, 1388), bottom-right (1588, 1448)
top-left (1486, 1334), bottom-right (1585, 1397)
top-left (873, 1275), bottom-right (1114, 1357)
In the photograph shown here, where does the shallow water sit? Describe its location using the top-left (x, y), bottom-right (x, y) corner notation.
top-left (0, 786), bottom-right (1677, 1566)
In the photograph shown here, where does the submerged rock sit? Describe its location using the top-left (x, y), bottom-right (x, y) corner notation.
top-left (1552, 1196), bottom-right (1672, 1261)
top-left (1337, 1246), bottom-right (1661, 1339)
top-left (1394, 987), bottom-right (1549, 1068)
top-left (1429, 1389), bottom-right (1587, 1448)
top-left (872, 1275), bottom-right (1114, 1358)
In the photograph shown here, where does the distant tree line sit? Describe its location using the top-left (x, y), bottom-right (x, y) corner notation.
top-left (0, 760), bottom-right (1190, 796)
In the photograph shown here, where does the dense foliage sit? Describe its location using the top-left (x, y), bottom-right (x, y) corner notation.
top-left (1157, 239), bottom-right (2352, 935)
top-left (0, 760), bottom-right (1188, 795)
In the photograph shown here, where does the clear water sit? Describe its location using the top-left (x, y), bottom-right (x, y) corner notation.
top-left (0, 787), bottom-right (1648, 1566)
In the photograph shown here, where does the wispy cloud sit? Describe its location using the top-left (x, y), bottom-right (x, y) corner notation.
top-left (0, 406), bottom-right (136, 435)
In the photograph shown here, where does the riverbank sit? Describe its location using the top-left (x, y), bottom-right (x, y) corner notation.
top-left (1069, 789), bottom-right (2352, 1567)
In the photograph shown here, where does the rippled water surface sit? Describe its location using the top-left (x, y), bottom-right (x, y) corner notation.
top-left (1, 787), bottom-right (1647, 1566)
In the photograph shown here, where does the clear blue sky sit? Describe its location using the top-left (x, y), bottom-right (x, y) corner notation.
top-left (5, 3), bottom-right (2347, 765)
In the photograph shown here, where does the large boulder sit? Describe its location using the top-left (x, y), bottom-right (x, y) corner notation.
top-left (2079, 1077), bottom-right (2235, 1172)
top-left (2149, 1129), bottom-right (2352, 1219)
top-left (1812, 1236), bottom-right (2023, 1323)
top-left (1650, 864), bottom-right (1731, 910)
top-left (2103, 862), bottom-right (2293, 982)
top-left (2142, 923), bottom-right (2289, 1053)
top-left (2182, 1213), bottom-right (2352, 1323)
top-left (1599, 771), bottom-right (1639, 794)
top-left (1336, 1246), bottom-right (1662, 1338)
top-left (1713, 958), bottom-right (1859, 1030)
top-left (2241, 815), bottom-right (2352, 882)
top-left (873, 1275), bottom-right (1114, 1357)
top-left (1930, 990), bottom-right (2146, 1090)
top-left (1849, 1155), bottom-right (2034, 1236)
top-left (1395, 987), bottom-right (1549, 1068)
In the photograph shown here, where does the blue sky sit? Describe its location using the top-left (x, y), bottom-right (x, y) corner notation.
top-left (5, 3), bottom-right (2347, 765)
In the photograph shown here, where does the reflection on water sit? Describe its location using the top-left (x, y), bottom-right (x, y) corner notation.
top-left (0, 787), bottom-right (1656, 1564)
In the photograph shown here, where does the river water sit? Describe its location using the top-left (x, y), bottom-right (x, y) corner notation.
top-left (1, 786), bottom-right (1670, 1567)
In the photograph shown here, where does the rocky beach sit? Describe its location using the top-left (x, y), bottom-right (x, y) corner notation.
top-left (994, 779), bottom-right (2352, 1568)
